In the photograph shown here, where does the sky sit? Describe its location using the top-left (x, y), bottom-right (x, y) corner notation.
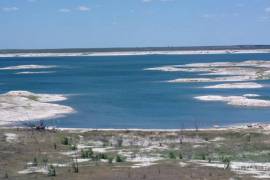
top-left (0, 0), bottom-right (270, 49)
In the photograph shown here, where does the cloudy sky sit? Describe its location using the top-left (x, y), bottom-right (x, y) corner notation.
top-left (0, 0), bottom-right (270, 49)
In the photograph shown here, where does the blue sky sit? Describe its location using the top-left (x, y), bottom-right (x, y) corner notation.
top-left (0, 0), bottom-right (270, 49)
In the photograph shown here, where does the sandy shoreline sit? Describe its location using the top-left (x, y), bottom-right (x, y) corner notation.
top-left (0, 49), bottom-right (270, 58)
top-left (1, 122), bottom-right (268, 133)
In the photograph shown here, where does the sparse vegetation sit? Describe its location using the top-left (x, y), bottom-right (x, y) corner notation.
top-left (1, 127), bottom-right (270, 179)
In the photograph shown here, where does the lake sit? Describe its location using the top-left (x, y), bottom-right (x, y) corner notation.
top-left (1, 53), bottom-right (270, 129)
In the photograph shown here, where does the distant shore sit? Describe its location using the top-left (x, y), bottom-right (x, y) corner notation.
top-left (0, 48), bottom-right (270, 58)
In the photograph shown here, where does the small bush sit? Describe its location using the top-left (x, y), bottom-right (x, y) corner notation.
top-left (115, 155), bottom-right (125, 163)
top-left (42, 157), bottom-right (48, 166)
top-left (179, 153), bottom-right (183, 159)
top-left (108, 156), bottom-right (113, 164)
top-left (117, 138), bottom-right (123, 147)
top-left (32, 157), bottom-right (38, 167)
top-left (81, 148), bottom-right (93, 159)
top-left (70, 144), bottom-right (77, 151)
top-left (169, 151), bottom-right (176, 159)
top-left (48, 165), bottom-right (56, 176)
top-left (97, 153), bottom-right (108, 160)
top-left (61, 137), bottom-right (69, 145)
top-left (4, 172), bottom-right (8, 179)
top-left (201, 154), bottom-right (206, 160)
top-left (222, 156), bottom-right (231, 169)
top-left (72, 162), bottom-right (79, 173)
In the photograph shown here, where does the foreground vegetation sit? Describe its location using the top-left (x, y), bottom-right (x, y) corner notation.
top-left (0, 127), bottom-right (269, 179)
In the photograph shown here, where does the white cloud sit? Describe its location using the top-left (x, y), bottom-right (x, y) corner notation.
top-left (59, 8), bottom-right (71, 13)
top-left (77, 6), bottom-right (90, 11)
top-left (2, 7), bottom-right (19, 12)
top-left (265, 7), bottom-right (270, 13)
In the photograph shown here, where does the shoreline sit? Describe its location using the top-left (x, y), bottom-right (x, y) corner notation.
top-left (0, 49), bottom-right (270, 58)
top-left (1, 122), bottom-right (267, 132)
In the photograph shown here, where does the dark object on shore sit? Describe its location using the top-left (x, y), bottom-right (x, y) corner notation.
top-left (23, 120), bottom-right (46, 130)
top-left (35, 121), bottom-right (46, 130)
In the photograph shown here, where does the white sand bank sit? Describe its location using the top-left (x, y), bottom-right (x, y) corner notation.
top-left (0, 65), bottom-right (56, 70)
top-left (195, 95), bottom-right (270, 107)
top-left (0, 91), bottom-right (74, 126)
top-left (168, 76), bottom-right (254, 83)
top-left (146, 60), bottom-right (270, 83)
top-left (204, 82), bottom-right (263, 89)
top-left (15, 71), bottom-right (55, 74)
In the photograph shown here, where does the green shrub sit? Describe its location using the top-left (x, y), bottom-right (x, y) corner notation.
top-left (70, 144), bottom-right (77, 151)
top-left (108, 156), bottom-right (113, 164)
top-left (32, 157), bottom-right (38, 167)
top-left (222, 156), bottom-right (231, 169)
top-left (42, 157), bottom-right (48, 166)
top-left (179, 153), bottom-right (183, 159)
top-left (81, 148), bottom-right (93, 159)
top-left (201, 154), bottom-right (206, 160)
top-left (115, 155), bottom-right (125, 162)
top-left (61, 137), bottom-right (69, 145)
top-left (97, 153), bottom-right (108, 160)
top-left (72, 162), bottom-right (79, 173)
top-left (169, 151), bottom-right (176, 159)
top-left (48, 165), bottom-right (56, 176)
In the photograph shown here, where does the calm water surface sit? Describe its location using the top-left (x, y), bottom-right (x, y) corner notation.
top-left (1, 53), bottom-right (270, 129)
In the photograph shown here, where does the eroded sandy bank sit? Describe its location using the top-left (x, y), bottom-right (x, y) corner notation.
top-left (0, 91), bottom-right (75, 126)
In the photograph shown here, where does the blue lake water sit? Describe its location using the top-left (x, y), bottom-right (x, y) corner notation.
top-left (1, 53), bottom-right (270, 129)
